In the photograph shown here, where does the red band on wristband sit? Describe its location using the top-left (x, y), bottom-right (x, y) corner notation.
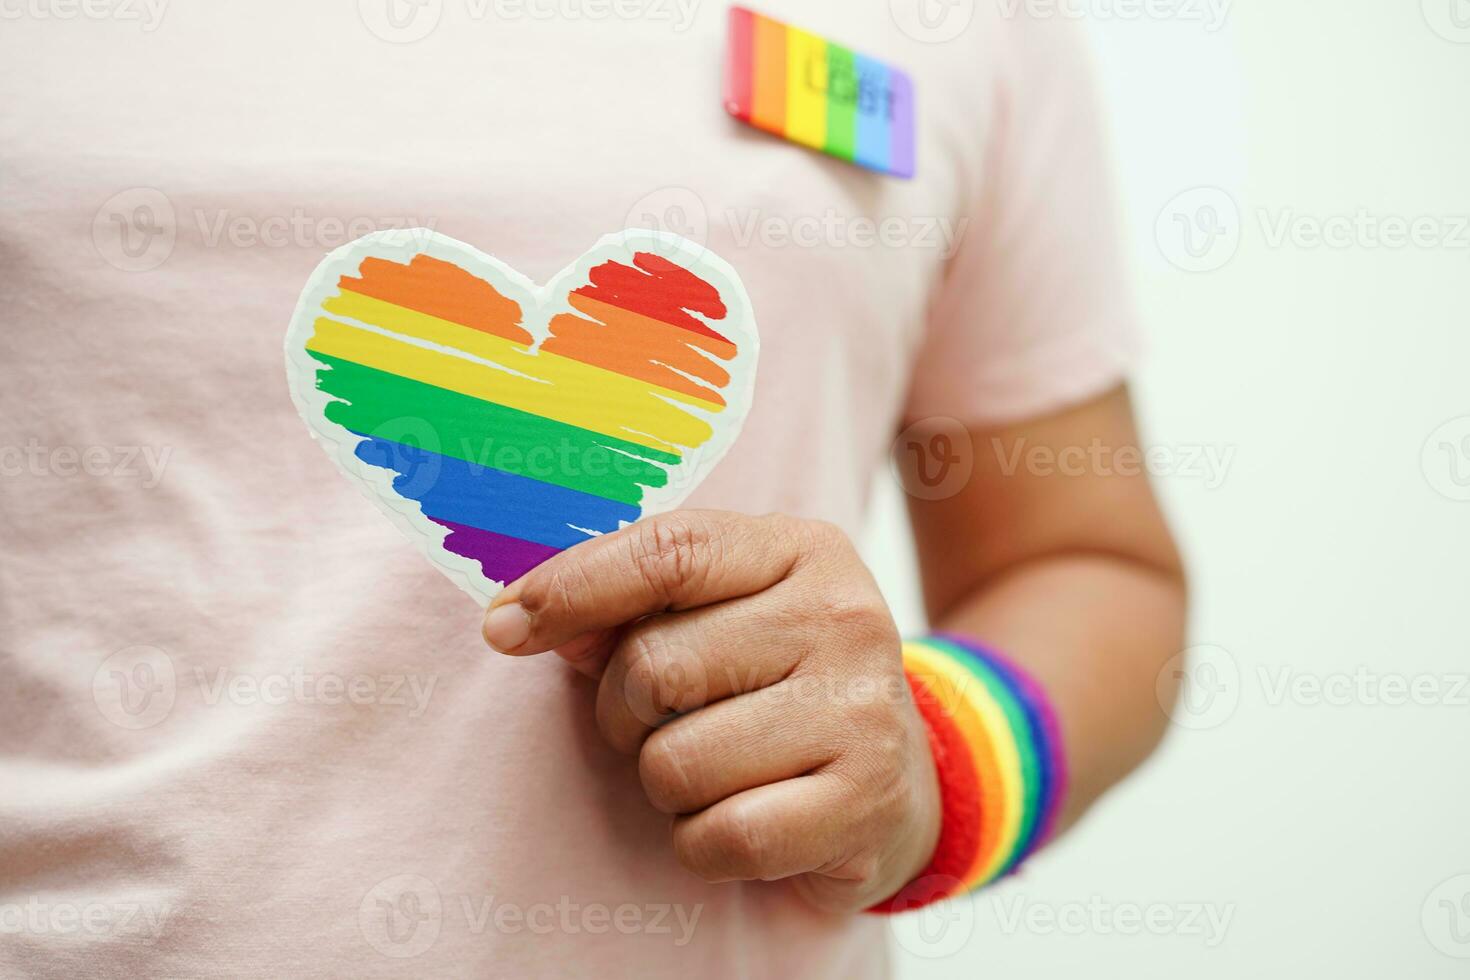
top-left (867, 670), bottom-right (984, 913)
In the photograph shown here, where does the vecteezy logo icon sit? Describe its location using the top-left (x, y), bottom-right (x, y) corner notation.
top-left (359, 874), bottom-right (443, 958)
top-left (890, 417), bottom-right (974, 500)
top-left (355, 416), bottom-right (444, 500)
top-left (92, 188), bottom-right (176, 273)
top-left (1423, 0), bottom-right (1470, 42)
top-left (1421, 416), bottom-right (1470, 502)
top-left (619, 639), bottom-right (710, 728)
top-left (889, 0), bottom-right (975, 43)
top-left (1155, 187), bottom-right (1242, 273)
top-left (624, 187), bottom-right (710, 255)
top-left (93, 646), bottom-right (177, 730)
top-left (1157, 644), bottom-right (1240, 731)
top-left (886, 877), bottom-right (975, 958)
top-left (358, 0), bottom-right (443, 43)
top-left (1422, 874), bottom-right (1470, 958)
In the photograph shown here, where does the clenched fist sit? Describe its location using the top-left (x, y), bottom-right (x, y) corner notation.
top-left (481, 511), bottom-right (942, 913)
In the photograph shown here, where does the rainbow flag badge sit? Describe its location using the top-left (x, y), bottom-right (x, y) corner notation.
top-left (724, 7), bottom-right (915, 179)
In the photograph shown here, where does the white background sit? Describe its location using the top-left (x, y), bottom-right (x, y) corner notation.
top-left (868, 1), bottom-right (1470, 975)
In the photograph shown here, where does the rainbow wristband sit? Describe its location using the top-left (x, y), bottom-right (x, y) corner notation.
top-left (869, 635), bottom-right (1068, 913)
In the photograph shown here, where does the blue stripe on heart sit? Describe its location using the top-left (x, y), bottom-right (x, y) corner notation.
top-left (352, 434), bottom-right (638, 550)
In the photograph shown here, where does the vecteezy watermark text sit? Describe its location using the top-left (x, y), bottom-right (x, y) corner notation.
top-left (358, 874), bottom-right (703, 958)
top-left (995, 0), bottom-right (1230, 31)
top-left (195, 666), bottom-right (438, 719)
top-left (1159, 645), bottom-right (1470, 731)
top-left (0, 897), bottom-right (173, 941)
top-left (192, 209), bottom-right (437, 251)
top-left (992, 437), bottom-right (1236, 489)
top-left (1, 439), bottom-right (172, 488)
top-left (0, 0), bottom-right (168, 31)
top-left (1257, 209), bottom-right (1470, 252)
top-left (1258, 666), bottom-right (1470, 709)
top-left (725, 208), bottom-right (968, 258)
top-left (358, 0), bottom-right (700, 43)
top-left (992, 894), bottom-right (1235, 947)
top-left (93, 647), bottom-right (441, 730)
top-left (1157, 187), bottom-right (1470, 272)
top-left (624, 187), bottom-right (970, 257)
top-left (93, 187), bottom-right (440, 272)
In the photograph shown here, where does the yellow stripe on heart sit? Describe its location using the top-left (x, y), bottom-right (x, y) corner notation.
top-left (326, 289), bottom-right (725, 416)
top-left (307, 293), bottom-right (719, 456)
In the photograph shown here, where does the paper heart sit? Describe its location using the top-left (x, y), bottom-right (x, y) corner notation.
top-left (285, 229), bottom-right (759, 606)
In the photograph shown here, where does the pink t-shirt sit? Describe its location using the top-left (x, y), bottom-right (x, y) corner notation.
top-left (0, 3), bottom-right (1135, 976)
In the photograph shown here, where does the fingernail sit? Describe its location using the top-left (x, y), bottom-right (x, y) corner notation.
top-left (483, 603), bottom-right (532, 653)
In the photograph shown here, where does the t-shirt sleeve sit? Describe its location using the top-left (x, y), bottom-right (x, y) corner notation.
top-left (903, 19), bottom-right (1141, 427)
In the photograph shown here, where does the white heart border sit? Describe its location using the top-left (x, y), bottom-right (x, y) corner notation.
top-left (284, 228), bottom-right (760, 607)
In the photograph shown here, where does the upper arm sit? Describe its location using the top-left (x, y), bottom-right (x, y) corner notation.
top-left (904, 385), bottom-right (1184, 622)
top-left (898, 21), bottom-right (1172, 618)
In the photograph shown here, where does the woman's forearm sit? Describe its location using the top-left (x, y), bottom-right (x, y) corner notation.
top-left (933, 551), bottom-right (1188, 832)
top-left (903, 386), bottom-right (1189, 843)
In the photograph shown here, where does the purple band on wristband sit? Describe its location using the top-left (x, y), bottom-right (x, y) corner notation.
top-left (935, 633), bottom-right (1069, 862)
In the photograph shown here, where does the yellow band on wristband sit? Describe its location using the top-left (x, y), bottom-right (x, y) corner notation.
top-left (901, 643), bottom-right (1004, 887)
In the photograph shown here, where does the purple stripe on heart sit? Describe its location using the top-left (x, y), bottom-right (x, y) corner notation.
top-left (431, 519), bottom-right (563, 587)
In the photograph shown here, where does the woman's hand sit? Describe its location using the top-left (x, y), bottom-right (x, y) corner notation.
top-left (481, 510), bottom-right (941, 913)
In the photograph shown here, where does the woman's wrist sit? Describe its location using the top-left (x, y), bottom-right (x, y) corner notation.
top-left (869, 634), bottom-right (1068, 913)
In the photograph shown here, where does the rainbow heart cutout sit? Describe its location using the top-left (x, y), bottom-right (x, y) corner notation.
top-left (285, 229), bottom-right (759, 606)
